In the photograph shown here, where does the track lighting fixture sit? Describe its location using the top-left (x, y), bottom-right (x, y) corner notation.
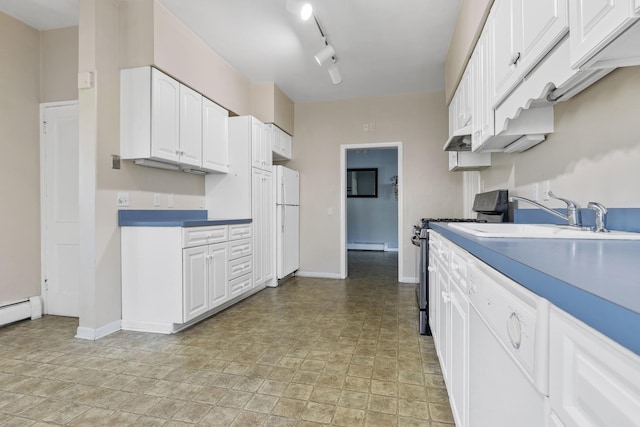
top-left (314, 43), bottom-right (335, 66)
top-left (328, 65), bottom-right (342, 85)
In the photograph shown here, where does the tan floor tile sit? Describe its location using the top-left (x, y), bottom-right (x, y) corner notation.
top-left (42, 402), bottom-right (91, 424)
top-left (426, 387), bottom-right (449, 404)
top-left (344, 376), bottom-right (371, 392)
top-left (365, 411), bottom-right (398, 427)
top-left (291, 370), bottom-right (320, 385)
top-left (309, 386), bottom-right (341, 405)
top-left (424, 374), bottom-right (446, 388)
top-left (268, 367), bottom-right (296, 382)
top-left (230, 410), bottom-right (267, 426)
top-left (2, 395), bottom-right (45, 416)
top-left (399, 399), bottom-right (429, 419)
top-left (429, 402), bottom-right (455, 423)
top-left (145, 398), bottom-right (186, 419)
top-left (263, 415), bottom-right (297, 426)
top-left (132, 415), bottom-right (167, 426)
top-left (244, 364), bottom-right (274, 379)
top-left (399, 383), bottom-right (427, 401)
top-left (67, 407), bottom-right (115, 426)
top-left (271, 397), bottom-right (306, 419)
top-left (300, 401), bottom-right (335, 423)
top-left (368, 394), bottom-right (398, 415)
top-left (332, 406), bottom-right (365, 426)
top-left (171, 401), bottom-right (212, 423)
top-left (209, 373), bottom-right (242, 389)
top-left (2, 417), bottom-right (36, 426)
top-left (217, 390), bottom-right (253, 409)
top-left (397, 416), bottom-right (431, 427)
top-left (197, 407), bottom-right (239, 426)
top-left (102, 411), bottom-right (141, 425)
top-left (337, 390), bottom-right (369, 410)
top-left (233, 376), bottom-right (264, 392)
top-left (282, 383), bottom-right (313, 400)
top-left (244, 393), bottom-right (279, 413)
top-left (371, 379), bottom-right (398, 396)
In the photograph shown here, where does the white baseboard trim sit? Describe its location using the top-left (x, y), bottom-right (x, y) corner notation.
top-left (76, 319), bottom-right (121, 340)
top-left (295, 271), bottom-right (344, 279)
top-left (121, 320), bottom-right (174, 334)
top-left (0, 296), bottom-right (43, 327)
top-left (400, 276), bottom-right (419, 284)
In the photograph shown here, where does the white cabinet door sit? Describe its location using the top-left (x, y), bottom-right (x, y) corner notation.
top-left (428, 253), bottom-right (439, 337)
top-left (271, 125), bottom-right (293, 160)
top-left (518, 0), bottom-right (568, 73)
top-left (202, 98), bottom-right (229, 173)
top-left (183, 245), bottom-right (208, 322)
top-left (207, 243), bottom-right (228, 307)
top-left (263, 171), bottom-right (275, 285)
top-left (252, 168), bottom-right (264, 286)
top-left (636, 0), bottom-right (640, 12)
top-left (151, 68), bottom-right (180, 163)
top-left (492, 0), bottom-right (568, 106)
top-left (251, 119), bottom-right (265, 169)
top-left (570, 0), bottom-right (636, 68)
top-left (436, 267), bottom-right (451, 383)
top-left (492, 0), bottom-right (520, 106)
top-left (450, 280), bottom-right (469, 427)
top-left (549, 307), bottom-right (640, 427)
top-left (178, 84), bottom-right (203, 167)
top-left (472, 25), bottom-right (495, 150)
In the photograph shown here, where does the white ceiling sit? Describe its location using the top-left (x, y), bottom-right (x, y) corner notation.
top-left (0, 0), bottom-right (461, 103)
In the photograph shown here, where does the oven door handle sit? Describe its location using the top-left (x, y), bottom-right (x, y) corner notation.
top-left (411, 235), bottom-right (421, 247)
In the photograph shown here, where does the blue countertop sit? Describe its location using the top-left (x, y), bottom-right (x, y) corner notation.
top-left (430, 222), bottom-right (640, 355)
top-left (118, 210), bottom-right (251, 227)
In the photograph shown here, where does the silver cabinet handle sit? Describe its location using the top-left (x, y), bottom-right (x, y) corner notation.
top-left (441, 291), bottom-right (451, 304)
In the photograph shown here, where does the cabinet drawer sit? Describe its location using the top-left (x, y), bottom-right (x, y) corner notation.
top-left (229, 274), bottom-right (252, 298)
top-left (229, 256), bottom-right (252, 280)
top-left (183, 225), bottom-right (227, 248)
top-left (229, 223), bottom-right (252, 241)
top-left (450, 244), bottom-right (469, 289)
top-left (228, 238), bottom-right (252, 261)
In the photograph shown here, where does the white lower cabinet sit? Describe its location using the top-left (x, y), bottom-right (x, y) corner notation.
top-left (549, 306), bottom-right (640, 427)
top-left (183, 242), bottom-right (227, 323)
top-left (431, 230), bottom-right (640, 427)
top-left (121, 223), bottom-right (256, 333)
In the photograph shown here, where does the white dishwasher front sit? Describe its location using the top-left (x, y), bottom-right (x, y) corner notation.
top-left (467, 259), bottom-right (550, 427)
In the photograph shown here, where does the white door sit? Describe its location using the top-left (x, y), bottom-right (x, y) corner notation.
top-left (42, 103), bottom-right (79, 317)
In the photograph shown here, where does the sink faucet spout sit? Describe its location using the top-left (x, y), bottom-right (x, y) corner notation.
top-left (509, 192), bottom-right (581, 227)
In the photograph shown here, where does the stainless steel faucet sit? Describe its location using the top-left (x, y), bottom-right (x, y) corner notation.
top-left (587, 202), bottom-right (609, 232)
top-left (508, 191), bottom-right (581, 227)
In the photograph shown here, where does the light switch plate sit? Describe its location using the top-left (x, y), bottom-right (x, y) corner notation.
top-left (153, 194), bottom-right (161, 207)
top-left (117, 192), bottom-right (130, 207)
top-left (168, 194), bottom-right (175, 208)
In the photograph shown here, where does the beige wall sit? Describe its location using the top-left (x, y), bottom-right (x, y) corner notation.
top-left (290, 92), bottom-right (461, 279)
top-left (444, 0), bottom-right (493, 105)
top-left (40, 26), bottom-right (79, 103)
top-left (0, 13), bottom-right (41, 306)
top-left (480, 66), bottom-right (640, 208)
top-left (252, 83), bottom-right (295, 135)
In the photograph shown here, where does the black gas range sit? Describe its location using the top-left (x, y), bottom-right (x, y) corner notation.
top-left (413, 190), bottom-right (509, 335)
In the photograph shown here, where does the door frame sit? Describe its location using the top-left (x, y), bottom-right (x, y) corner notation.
top-left (40, 100), bottom-right (79, 315)
top-left (339, 141), bottom-right (404, 281)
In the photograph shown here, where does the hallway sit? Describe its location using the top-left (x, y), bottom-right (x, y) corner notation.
top-left (0, 256), bottom-right (453, 426)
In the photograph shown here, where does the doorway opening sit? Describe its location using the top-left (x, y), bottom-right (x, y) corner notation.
top-left (340, 142), bottom-right (403, 281)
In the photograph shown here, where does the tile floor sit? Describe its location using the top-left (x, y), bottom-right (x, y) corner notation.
top-left (0, 251), bottom-right (454, 426)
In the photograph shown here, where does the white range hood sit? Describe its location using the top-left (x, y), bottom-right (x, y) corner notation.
top-left (443, 125), bottom-right (472, 151)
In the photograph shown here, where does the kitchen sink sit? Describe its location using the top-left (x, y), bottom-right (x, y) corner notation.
top-left (448, 222), bottom-right (640, 240)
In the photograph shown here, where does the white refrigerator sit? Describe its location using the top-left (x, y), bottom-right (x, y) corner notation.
top-left (274, 165), bottom-right (299, 280)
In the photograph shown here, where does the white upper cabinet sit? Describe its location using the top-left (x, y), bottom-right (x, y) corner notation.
top-left (472, 25), bottom-right (495, 151)
top-left (251, 119), bottom-right (272, 171)
top-left (121, 66), bottom-right (230, 173)
top-left (492, 0), bottom-right (568, 106)
top-left (202, 97), bottom-right (230, 173)
top-left (570, 0), bottom-right (640, 69)
top-left (269, 124), bottom-right (293, 161)
top-left (178, 84), bottom-right (203, 168)
top-left (150, 68), bottom-right (180, 163)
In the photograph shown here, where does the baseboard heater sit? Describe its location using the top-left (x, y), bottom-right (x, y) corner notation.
top-left (347, 242), bottom-right (397, 251)
top-left (0, 297), bottom-right (42, 328)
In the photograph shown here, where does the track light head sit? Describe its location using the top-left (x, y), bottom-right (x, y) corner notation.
top-left (328, 65), bottom-right (342, 85)
top-left (314, 44), bottom-right (335, 66)
top-left (300, 3), bottom-right (313, 20)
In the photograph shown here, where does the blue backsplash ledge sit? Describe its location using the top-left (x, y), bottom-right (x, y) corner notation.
top-left (513, 208), bottom-right (640, 232)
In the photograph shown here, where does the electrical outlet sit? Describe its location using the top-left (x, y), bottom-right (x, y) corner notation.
top-left (532, 183), bottom-right (539, 201)
top-left (153, 193), bottom-right (161, 207)
top-left (369, 122), bottom-right (376, 131)
top-left (168, 194), bottom-right (175, 208)
top-left (543, 181), bottom-right (550, 200)
top-left (363, 123), bottom-right (369, 132)
top-left (117, 192), bottom-right (129, 207)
